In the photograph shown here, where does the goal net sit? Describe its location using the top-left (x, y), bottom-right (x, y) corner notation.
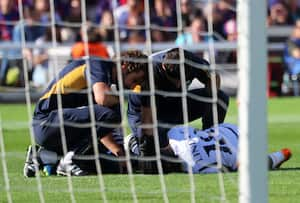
top-left (0, 0), bottom-right (268, 202)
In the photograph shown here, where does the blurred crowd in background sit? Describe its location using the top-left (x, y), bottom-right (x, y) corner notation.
top-left (0, 0), bottom-right (300, 96)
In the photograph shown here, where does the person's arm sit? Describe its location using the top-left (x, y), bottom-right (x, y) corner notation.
top-left (141, 106), bottom-right (153, 136)
top-left (100, 133), bottom-right (124, 157)
top-left (93, 82), bottom-right (119, 107)
top-left (100, 133), bottom-right (126, 173)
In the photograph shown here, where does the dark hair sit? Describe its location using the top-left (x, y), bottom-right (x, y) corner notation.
top-left (120, 50), bottom-right (148, 73)
top-left (163, 48), bottom-right (182, 78)
top-left (86, 26), bottom-right (102, 42)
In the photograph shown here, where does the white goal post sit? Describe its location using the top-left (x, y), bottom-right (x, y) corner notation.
top-left (237, 0), bottom-right (268, 203)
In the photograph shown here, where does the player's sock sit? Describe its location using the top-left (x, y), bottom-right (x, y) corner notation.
top-left (56, 151), bottom-right (88, 176)
top-left (269, 148), bottom-right (292, 169)
top-left (124, 134), bottom-right (140, 155)
top-left (39, 148), bottom-right (58, 176)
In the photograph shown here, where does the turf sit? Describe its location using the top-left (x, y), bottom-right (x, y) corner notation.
top-left (0, 97), bottom-right (300, 203)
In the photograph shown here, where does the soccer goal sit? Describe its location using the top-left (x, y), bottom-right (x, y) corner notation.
top-left (0, 0), bottom-right (268, 202)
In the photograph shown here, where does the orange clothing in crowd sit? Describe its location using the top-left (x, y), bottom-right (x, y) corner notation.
top-left (71, 42), bottom-right (110, 59)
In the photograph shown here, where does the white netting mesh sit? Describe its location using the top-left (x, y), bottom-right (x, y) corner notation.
top-left (0, 0), bottom-right (242, 202)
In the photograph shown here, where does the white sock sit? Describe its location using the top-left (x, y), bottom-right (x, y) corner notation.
top-left (269, 151), bottom-right (285, 169)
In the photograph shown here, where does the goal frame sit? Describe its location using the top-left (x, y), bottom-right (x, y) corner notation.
top-left (237, 0), bottom-right (268, 203)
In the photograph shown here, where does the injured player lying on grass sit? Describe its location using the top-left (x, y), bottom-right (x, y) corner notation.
top-left (23, 123), bottom-right (292, 176)
top-left (126, 123), bottom-right (292, 174)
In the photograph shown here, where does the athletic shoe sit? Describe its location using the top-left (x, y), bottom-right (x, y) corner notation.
top-left (138, 135), bottom-right (157, 174)
top-left (269, 148), bottom-right (292, 169)
top-left (124, 134), bottom-right (140, 155)
top-left (23, 145), bottom-right (39, 178)
top-left (56, 152), bottom-right (88, 176)
top-left (139, 135), bottom-right (155, 157)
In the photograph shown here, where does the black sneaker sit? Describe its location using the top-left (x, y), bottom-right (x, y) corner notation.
top-left (23, 145), bottom-right (39, 178)
top-left (56, 152), bottom-right (88, 176)
top-left (139, 135), bottom-right (155, 157)
top-left (138, 135), bottom-right (157, 174)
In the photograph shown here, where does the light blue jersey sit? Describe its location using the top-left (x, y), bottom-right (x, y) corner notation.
top-left (167, 123), bottom-right (239, 173)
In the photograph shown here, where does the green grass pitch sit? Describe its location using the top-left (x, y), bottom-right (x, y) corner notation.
top-left (0, 97), bottom-right (300, 202)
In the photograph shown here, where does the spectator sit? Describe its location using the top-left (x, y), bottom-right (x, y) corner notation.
top-left (63, 0), bottom-right (81, 23)
top-left (6, 0), bottom-right (61, 87)
top-left (175, 16), bottom-right (208, 45)
top-left (13, 0), bottom-right (61, 42)
top-left (150, 0), bottom-right (176, 41)
top-left (71, 23), bottom-right (110, 59)
top-left (180, 0), bottom-right (201, 28)
top-left (151, 27), bottom-right (169, 42)
top-left (151, 0), bottom-right (176, 28)
top-left (267, 1), bottom-right (294, 26)
top-left (94, 0), bottom-right (113, 23)
top-left (117, 0), bottom-right (144, 41)
top-left (32, 26), bottom-right (63, 88)
top-left (0, 0), bottom-right (19, 41)
top-left (175, 16), bottom-right (210, 57)
top-left (61, 0), bottom-right (81, 41)
top-left (202, 0), bottom-right (235, 39)
top-left (128, 31), bottom-right (145, 44)
top-left (0, 0), bottom-right (19, 85)
top-left (98, 10), bottom-right (115, 42)
top-left (219, 18), bottom-right (237, 63)
top-left (283, 20), bottom-right (300, 96)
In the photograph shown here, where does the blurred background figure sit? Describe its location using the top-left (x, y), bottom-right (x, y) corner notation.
top-left (151, 26), bottom-right (168, 42)
top-left (175, 15), bottom-right (207, 45)
top-left (282, 20), bottom-right (300, 96)
top-left (202, 0), bottom-right (235, 39)
top-left (180, 0), bottom-right (194, 28)
top-left (98, 10), bottom-right (115, 42)
top-left (150, 0), bottom-right (176, 41)
top-left (94, 0), bottom-right (112, 24)
top-left (61, 0), bottom-right (82, 42)
top-left (220, 18), bottom-right (237, 63)
top-left (175, 15), bottom-right (208, 57)
top-left (117, 0), bottom-right (145, 41)
top-left (128, 31), bottom-right (145, 44)
top-left (5, 0), bottom-right (62, 87)
top-left (13, 0), bottom-right (61, 43)
top-left (267, 1), bottom-right (294, 26)
top-left (71, 23), bottom-right (110, 59)
top-left (0, 0), bottom-right (19, 41)
top-left (32, 26), bottom-right (63, 88)
top-left (0, 0), bottom-right (19, 85)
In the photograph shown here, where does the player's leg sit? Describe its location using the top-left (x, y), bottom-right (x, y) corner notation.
top-left (55, 105), bottom-right (123, 176)
top-left (32, 105), bottom-right (122, 176)
top-left (268, 148), bottom-right (292, 169)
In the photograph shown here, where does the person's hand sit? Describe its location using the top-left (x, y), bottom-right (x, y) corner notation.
top-left (115, 148), bottom-right (127, 174)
